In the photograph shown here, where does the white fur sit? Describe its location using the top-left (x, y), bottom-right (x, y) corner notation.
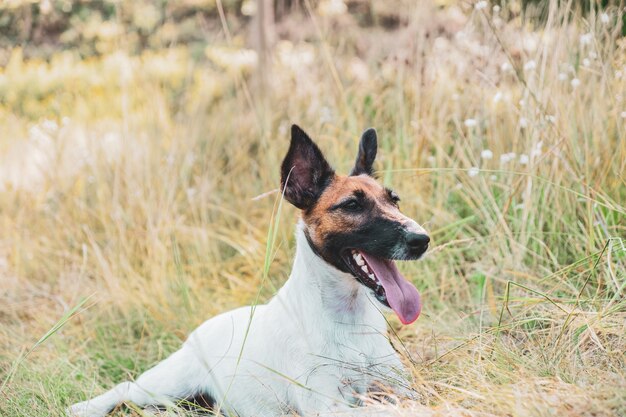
top-left (68, 222), bottom-right (411, 417)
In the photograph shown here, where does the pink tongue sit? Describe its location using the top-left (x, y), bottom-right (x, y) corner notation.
top-left (361, 253), bottom-right (422, 324)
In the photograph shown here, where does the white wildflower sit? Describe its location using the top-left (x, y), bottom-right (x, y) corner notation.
top-left (616, 70), bottom-right (622, 79)
top-left (519, 154), bottom-right (529, 165)
top-left (474, 1), bottom-right (488, 11)
top-left (493, 5), bottom-right (500, 13)
top-left (493, 91), bottom-right (503, 103)
top-left (524, 60), bottom-right (537, 71)
top-left (620, 111), bottom-right (626, 119)
top-left (481, 149), bottom-right (493, 159)
top-left (241, 0), bottom-right (257, 16)
top-left (468, 167), bottom-right (480, 177)
top-left (519, 117), bottom-right (528, 128)
top-left (277, 41), bottom-right (315, 70)
top-left (583, 58), bottom-right (590, 67)
top-left (545, 115), bottom-right (556, 124)
top-left (580, 32), bottom-right (593, 45)
top-left (600, 13), bottom-right (609, 24)
top-left (558, 72), bottom-right (568, 81)
top-left (500, 152), bottom-right (516, 164)
top-left (571, 78), bottom-right (581, 88)
top-left (29, 125), bottom-right (48, 143)
top-left (319, 0), bottom-right (347, 16)
top-left (501, 62), bottom-right (513, 72)
top-left (41, 119), bottom-right (58, 132)
top-left (464, 118), bottom-right (478, 128)
top-left (490, 174), bottom-right (497, 181)
top-left (427, 155), bottom-right (436, 164)
top-left (531, 141), bottom-right (543, 158)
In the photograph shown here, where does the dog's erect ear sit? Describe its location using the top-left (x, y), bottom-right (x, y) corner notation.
top-left (280, 125), bottom-right (335, 210)
top-left (350, 128), bottom-right (377, 176)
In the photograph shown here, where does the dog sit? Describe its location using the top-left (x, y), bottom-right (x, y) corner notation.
top-left (68, 125), bottom-right (429, 417)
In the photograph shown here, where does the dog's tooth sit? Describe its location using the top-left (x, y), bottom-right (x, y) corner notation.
top-left (368, 273), bottom-right (375, 279)
top-left (353, 253), bottom-right (365, 266)
top-left (361, 265), bottom-right (369, 273)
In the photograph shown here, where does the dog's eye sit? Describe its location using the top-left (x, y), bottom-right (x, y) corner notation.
top-left (389, 190), bottom-right (400, 206)
top-left (341, 199), bottom-right (362, 212)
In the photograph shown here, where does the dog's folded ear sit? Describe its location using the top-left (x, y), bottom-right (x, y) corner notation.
top-left (350, 128), bottom-right (377, 176)
top-left (281, 125), bottom-right (335, 210)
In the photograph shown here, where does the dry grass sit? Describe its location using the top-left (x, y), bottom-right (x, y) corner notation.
top-left (1, 1), bottom-right (625, 416)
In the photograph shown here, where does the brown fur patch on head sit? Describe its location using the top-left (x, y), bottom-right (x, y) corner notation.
top-left (303, 174), bottom-right (410, 250)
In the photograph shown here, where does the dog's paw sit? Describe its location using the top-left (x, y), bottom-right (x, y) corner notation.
top-left (66, 402), bottom-right (106, 417)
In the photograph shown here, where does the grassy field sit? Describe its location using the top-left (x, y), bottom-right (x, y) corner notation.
top-left (1, 1), bottom-right (625, 416)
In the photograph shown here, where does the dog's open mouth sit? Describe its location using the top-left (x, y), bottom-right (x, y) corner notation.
top-left (344, 250), bottom-right (422, 324)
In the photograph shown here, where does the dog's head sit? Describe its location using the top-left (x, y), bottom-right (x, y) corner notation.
top-left (280, 125), bottom-right (429, 324)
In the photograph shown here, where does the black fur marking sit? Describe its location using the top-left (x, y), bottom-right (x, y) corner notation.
top-left (280, 124), bottom-right (335, 210)
top-left (329, 190), bottom-right (366, 211)
top-left (180, 392), bottom-right (218, 414)
top-left (353, 189), bottom-right (366, 200)
top-left (306, 216), bottom-right (409, 275)
top-left (138, 392), bottom-right (218, 415)
top-left (308, 213), bottom-right (427, 272)
top-left (350, 128), bottom-right (378, 176)
top-left (322, 218), bottom-right (408, 266)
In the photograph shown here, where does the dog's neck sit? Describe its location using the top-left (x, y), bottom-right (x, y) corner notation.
top-left (271, 221), bottom-right (387, 336)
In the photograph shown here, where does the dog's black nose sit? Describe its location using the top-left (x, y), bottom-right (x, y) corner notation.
top-left (406, 233), bottom-right (430, 253)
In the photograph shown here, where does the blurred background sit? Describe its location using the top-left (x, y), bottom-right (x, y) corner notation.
top-left (0, 1), bottom-right (625, 416)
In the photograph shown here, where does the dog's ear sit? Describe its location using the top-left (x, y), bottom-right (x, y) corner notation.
top-left (281, 125), bottom-right (335, 210)
top-left (350, 128), bottom-right (377, 176)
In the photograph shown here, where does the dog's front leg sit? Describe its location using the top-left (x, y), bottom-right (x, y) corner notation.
top-left (298, 399), bottom-right (395, 417)
top-left (370, 369), bottom-right (417, 403)
top-left (366, 346), bottom-right (418, 402)
top-left (67, 345), bottom-right (210, 417)
top-left (291, 379), bottom-right (391, 417)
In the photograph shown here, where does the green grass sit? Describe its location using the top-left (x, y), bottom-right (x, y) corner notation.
top-left (1, 1), bottom-right (625, 416)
